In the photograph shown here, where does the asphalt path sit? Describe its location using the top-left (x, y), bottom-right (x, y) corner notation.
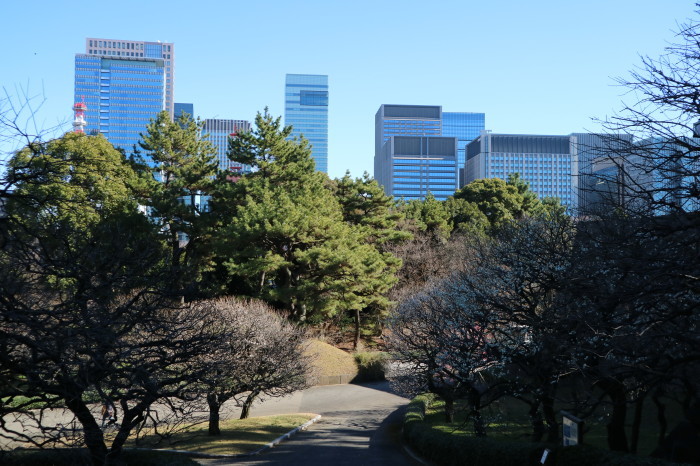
top-left (199, 382), bottom-right (423, 466)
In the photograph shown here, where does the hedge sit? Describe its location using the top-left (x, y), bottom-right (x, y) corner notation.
top-left (403, 394), bottom-right (681, 466)
top-left (352, 351), bottom-right (390, 382)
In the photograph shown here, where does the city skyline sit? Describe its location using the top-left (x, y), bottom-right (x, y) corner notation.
top-left (1, 1), bottom-right (696, 179)
top-left (74, 38), bottom-right (173, 152)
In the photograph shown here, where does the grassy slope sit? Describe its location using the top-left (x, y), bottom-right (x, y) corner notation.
top-left (305, 339), bottom-right (359, 380)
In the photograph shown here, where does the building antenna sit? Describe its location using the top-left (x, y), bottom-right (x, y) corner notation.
top-left (72, 98), bottom-right (87, 133)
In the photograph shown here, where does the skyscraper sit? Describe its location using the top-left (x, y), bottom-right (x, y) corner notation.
top-left (203, 118), bottom-right (252, 171)
top-left (284, 74), bottom-right (329, 173)
top-left (174, 103), bottom-right (194, 120)
top-left (374, 105), bottom-right (483, 199)
top-left (442, 112), bottom-right (486, 186)
top-left (75, 38), bottom-right (174, 152)
top-left (377, 136), bottom-right (458, 201)
top-left (466, 132), bottom-right (579, 210)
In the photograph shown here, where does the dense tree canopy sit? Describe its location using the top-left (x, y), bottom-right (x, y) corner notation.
top-left (138, 110), bottom-right (219, 298)
top-left (214, 110), bottom-right (400, 335)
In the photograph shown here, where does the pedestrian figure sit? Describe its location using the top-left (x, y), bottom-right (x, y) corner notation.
top-left (101, 401), bottom-right (117, 427)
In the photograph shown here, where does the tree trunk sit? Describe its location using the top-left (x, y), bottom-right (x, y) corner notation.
top-left (542, 395), bottom-right (559, 443)
top-left (470, 387), bottom-right (486, 437)
top-left (353, 308), bottom-right (361, 350)
top-left (653, 391), bottom-right (667, 446)
top-left (65, 396), bottom-right (108, 466)
top-left (207, 393), bottom-right (221, 436)
top-left (444, 398), bottom-right (455, 423)
top-left (240, 392), bottom-right (259, 419)
top-left (604, 380), bottom-right (629, 452)
top-left (528, 400), bottom-right (546, 442)
top-left (111, 398), bottom-right (152, 459)
top-left (630, 394), bottom-right (645, 454)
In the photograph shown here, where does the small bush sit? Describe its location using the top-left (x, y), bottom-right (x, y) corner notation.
top-left (353, 351), bottom-right (390, 382)
top-left (403, 394), bottom-right (679, 466)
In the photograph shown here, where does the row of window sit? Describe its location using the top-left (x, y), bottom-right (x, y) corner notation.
top-left (89, 40), bottom-right (146, 50)
top-left (90, 50), bottom-right (145, 57)
top-left (394, 159), bottom-right (455, 165)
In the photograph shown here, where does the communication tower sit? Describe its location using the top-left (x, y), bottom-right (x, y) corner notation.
top-left (72, 102), bottom-right (87, 133)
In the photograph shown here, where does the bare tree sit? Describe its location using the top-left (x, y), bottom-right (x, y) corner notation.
top-left (199, 297), bottom-right (311, 435)
top-left (0, 113), bottom-right (228, 465)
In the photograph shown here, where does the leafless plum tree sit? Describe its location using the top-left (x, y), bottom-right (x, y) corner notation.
top-left (198, 297), bottom-right (311, 435)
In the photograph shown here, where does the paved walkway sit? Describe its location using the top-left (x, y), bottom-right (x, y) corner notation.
top-left (199, 382), bottom-right (422, 466)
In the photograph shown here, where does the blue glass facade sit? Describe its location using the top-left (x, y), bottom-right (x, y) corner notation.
top-left (285, 74), bottom-right (328, 173)
top-left (174, 102), bottom-right (194, 119)
top-left (466, 132), bottom-right (578, 210)
top-left (374, 105), bottom-right (483, 199)
top-left (84, 38), bottom-right (174, 119)
top-left (379, 136), bottom-right (458, 201)
top-left (442, 112), bottom-right (485, 186)
top-left (74, 54), bottom-right (164, 153)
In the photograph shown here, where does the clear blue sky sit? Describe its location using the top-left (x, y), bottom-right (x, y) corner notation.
top-left (0, 0), bottom-right (696, 179)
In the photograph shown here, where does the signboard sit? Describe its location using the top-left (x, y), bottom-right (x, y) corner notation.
top-left (561, 411), bottom-right (583, 446)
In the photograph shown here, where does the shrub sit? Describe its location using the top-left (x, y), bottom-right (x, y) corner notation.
top-left (403, 394), bottom-right (678, 466)
top-left (353, 351), bottom-right (390, 382)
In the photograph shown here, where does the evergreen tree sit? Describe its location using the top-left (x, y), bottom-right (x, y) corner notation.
top-left (331, 171), bottom-right (411, 245)
top-left (454, 177), bottom-right (524, 229)
top-left (401, 193), bottom-right (452, 241)
top-left (138, 110), bottom-right (219, 298)
top-left (216, 110), bottom-right (399, 336)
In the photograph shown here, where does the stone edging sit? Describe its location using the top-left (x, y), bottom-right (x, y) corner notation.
top-left (127, 414), bottom-right (322, 459)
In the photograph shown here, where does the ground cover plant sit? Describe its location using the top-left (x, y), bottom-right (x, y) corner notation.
top-left (129, 413), bottom-right (316, 456)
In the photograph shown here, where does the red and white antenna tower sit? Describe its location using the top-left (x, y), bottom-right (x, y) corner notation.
top-left (72, 101), bottom-right (87, 133)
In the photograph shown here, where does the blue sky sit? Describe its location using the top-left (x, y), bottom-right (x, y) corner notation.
top-left (0, 0), bottom-right (696, 179)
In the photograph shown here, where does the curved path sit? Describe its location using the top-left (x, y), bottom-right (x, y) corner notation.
top-left (199, 382), bottom-right (422, 466)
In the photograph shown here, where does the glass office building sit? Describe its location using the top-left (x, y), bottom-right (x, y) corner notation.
top-left (284, 74), bottom-right (328, 173)
top-left (74, 54), bottom-right (164, 152)
top-left (374, 104), bottom-right (483, 199)
top-left (589, 137), bottom-right (700, 215)
top-left (75, 38), bottom-right (173, 154)
top-left (174, 102), bottom-right (194, 119)
top-left (203, 118), bottom-right (252, 171)
top-left (379, 136), bottom-right (458, 201)
top-left (442, 112), bottom-right (486, 186)
top-left (84, 38), bottom-right (174, 116)
top-left (466, 132), bottom-right (579, 210)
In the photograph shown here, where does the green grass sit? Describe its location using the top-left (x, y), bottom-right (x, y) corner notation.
top-left (2, 413), bottom-right (317, 464)
top-left (129, 413), bottom-right (318, 456)
top-left (0, 448), bottom-right (199, 465)
top-left (305, 339), bottom-right (359, 380)
top-left (423, 396), bottom-right (684, 457)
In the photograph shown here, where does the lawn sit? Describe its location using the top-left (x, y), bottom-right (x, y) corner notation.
top-left (2, 413), bottom-right (318, 464)
top-left (128, 413), bottom-right (318, 456)
top-left (423, 396), bottom-right (684, 457)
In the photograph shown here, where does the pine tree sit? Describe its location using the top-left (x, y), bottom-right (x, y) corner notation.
top-left (216, 111), bottom-right (399, 338)
top-left (138, 110), bottom-right (219, 298)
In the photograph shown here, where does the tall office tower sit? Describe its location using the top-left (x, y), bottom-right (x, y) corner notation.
top-left (589, 137), bottom-right (700, 215)
top-left (174, 102), bottom-right (194, 119)
top-left (375, 105), bottom-right (442, 196)
top-left (377, 136), bottom-right (458, 201)
top-left (203, 119), bottom-right (252, 171)
top-left (571, 133), bottom-right (634, 214)
top-left (466, 132), bottom-right (579, 210)
top-left (442, 112), bottom-right (486, 187)
top-left (375, 104), bottom-right (484, 199)
top-left (284, 74), bottom-right (329, 173)
top-left (75, 38), bottom-right (174, 152)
